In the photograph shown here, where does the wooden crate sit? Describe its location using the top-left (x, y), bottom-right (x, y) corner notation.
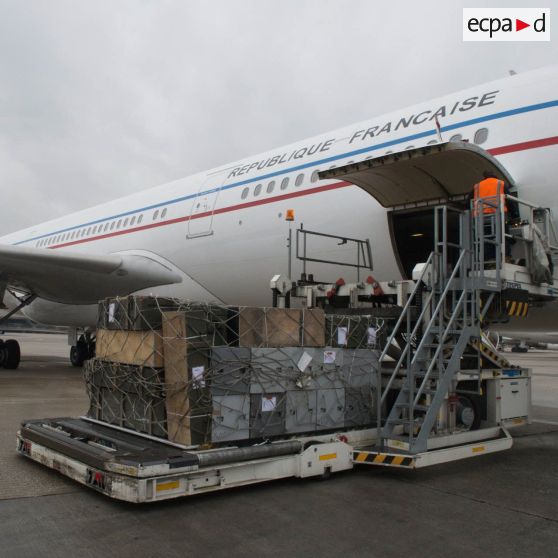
top-left (301, 308), bottom-right (325, 347)
top-left (96, 328), bottom-right (164, 367)
top-left (238, 307), bottom-right (302, 347)
top-left (162, 311), bottom-right (211, 446)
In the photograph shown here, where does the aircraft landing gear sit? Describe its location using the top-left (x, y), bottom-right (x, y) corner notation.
top-left (70, 334), bottom-right (95, 367)
top-left (0, 339), bottom-right (21, 369)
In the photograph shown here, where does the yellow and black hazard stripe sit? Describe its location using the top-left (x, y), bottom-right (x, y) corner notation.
top-left (353, 451), bottom-right (414, 468)
top-left (470, 339), bottom-right (510, 368)
top-left (505, 300), bottom-right (529, 317)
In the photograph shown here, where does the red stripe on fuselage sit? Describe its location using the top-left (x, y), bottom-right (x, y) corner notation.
top-left (48, 135), bottom-right (558, 250)
top-left (487, 136), bottom-right (558, 156)
top-left (50, 181), bottom-right (352, 249)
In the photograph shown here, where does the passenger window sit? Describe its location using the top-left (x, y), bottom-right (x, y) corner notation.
top-left (254, 184), bottom-right (262, 196)
top-left (130, 216), bottom-right (136, 226)
top-left (153, 210), bottom-right (159, 221)
top-left (474, 128), bottom-right (489, 145)
top-left (110, 222), bottom-right (115, 231)
top-left (138, 214), bottom-right (143, 224)
top-left (123, 218), bottom-right (129, 227)
top-left (266, 181), bottom-right (275, 193)
top-left (427, 140), bottom-right (438, 145)
top-left (405, 145), bottom-right (415, 150)
top-left (241, 187), bottom-right (249, 199)
top-left (295, 173), bottom-right (304, 187)
top-left (311, 171), bottom-right (319, 183)
top-left (104, 223), bottom-right (109, 232)
top-left (280, 177), bottom-right (289, 190)
top-left (449, 133), bottom-right (462, 142)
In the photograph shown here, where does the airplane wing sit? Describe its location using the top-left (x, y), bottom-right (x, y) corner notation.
top-left (0, 244), bottom-right (182, 304)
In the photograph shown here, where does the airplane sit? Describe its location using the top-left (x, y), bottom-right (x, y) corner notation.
top-left (0, 64), bottom-right (557, 367)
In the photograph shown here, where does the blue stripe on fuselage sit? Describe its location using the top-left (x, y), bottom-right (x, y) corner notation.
top-left (14, 98), bottom-right (558, 245)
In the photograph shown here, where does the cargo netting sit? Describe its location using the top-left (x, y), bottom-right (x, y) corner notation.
top-left (84, 296), bottom-right (385, 447)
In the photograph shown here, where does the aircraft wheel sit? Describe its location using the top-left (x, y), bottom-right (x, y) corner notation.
top-left (70, 343), bottom-right (87, 367)
top-left (511, 346), bottom-right (528, 353)
top-left (4, 339), bottom-right (21, 369)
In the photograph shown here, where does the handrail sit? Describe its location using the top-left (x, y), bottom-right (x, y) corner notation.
top-left (410, 249), bottom-right (466, 362)
top-left (378, 252), bottom-right (434, 364)
top-left (413, 290), bottom-right (467, 405)
top-left (379, 249), bottom-right (466, 406)
top-left (379, 286), bottom-right (437, 403)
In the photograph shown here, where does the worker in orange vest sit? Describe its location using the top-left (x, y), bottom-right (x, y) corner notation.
top-left (473, 171), bottom-right (508, 216)
top-left (473, 171), bottom-right (517, 261)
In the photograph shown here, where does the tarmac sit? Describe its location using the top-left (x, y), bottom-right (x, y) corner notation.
top-left (1, 333), bottom-right (557, 558)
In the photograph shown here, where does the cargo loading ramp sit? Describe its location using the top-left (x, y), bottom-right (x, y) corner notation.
top-left (318, 141), bottom-right (515, 209)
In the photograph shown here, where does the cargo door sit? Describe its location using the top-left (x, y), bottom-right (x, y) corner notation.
top-left (318, 141), bottom-right (515, 208)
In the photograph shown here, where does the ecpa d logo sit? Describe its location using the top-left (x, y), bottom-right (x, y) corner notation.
top-left (463, 8), bottom-right (550, 41)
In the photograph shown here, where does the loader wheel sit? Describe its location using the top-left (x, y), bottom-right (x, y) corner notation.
top-left (4, 340), bottom-right (21, 369)
top-left (456, 394), bottom-right (481, 431)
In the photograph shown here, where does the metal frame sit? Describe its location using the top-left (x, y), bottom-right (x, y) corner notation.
top-left (295, 225), bottom-right (373, 280)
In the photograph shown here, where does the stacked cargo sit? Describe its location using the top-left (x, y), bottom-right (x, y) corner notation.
top-left (84, 296), bottom-right (383, 448)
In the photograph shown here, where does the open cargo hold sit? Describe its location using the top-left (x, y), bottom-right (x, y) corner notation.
top-left (85, 296), bottom-right (384, 447)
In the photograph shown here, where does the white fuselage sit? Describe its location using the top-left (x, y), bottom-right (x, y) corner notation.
top-left (2, 65), bottom-right (557, 328)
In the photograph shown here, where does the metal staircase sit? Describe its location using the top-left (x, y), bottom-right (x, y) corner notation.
top-left (376, 206), bottom-right (480, 454)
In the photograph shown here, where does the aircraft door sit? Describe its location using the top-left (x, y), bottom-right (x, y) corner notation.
top-left (187, 169), bottom-right (228, 238)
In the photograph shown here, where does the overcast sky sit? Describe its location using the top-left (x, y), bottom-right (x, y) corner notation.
top-left (0, 0), bottom-right (556, 235)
